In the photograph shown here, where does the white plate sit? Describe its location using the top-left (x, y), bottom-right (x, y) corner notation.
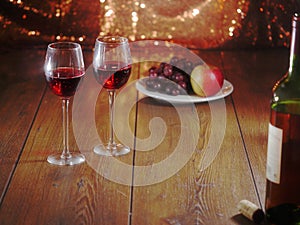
top-left (135, 77), bottom-right (234, 103)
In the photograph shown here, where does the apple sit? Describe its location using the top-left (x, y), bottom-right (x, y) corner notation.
top-left (190, 64), bottom-right (224, 97)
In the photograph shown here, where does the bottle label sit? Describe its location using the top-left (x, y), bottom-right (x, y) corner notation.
top-left (266, 123), bottom-right (283, 184)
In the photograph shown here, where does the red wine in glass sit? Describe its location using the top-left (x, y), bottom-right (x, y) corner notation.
top-left (46, 67), bottom-right (84, 98)
top-left (44, 41), bottom-right (85, 166)
top-left (94, 62), bottom-right (131, 89)
top-left (93, 36), bottom-right (132, 156)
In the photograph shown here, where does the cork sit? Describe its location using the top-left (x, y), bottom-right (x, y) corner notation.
top-left (237, 200), bottom-right (265, 224)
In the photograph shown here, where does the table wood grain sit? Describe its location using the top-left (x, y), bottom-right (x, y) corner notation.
top-left (0, 47), bottom-right (290, 225)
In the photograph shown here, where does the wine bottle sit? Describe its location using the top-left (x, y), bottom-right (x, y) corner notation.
top-left (265, 13), bottom-right (300, 225)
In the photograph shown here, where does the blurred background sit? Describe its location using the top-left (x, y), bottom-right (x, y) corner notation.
top-left (0, 0), bottom-right (299, 50)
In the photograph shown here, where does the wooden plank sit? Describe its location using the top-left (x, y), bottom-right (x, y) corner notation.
top-left (222, 48), bottom-right (289, 206)
top-left (0, 49), bottom-right (46, 201)
top-left (0, 52), bottom-right (139, 225)
top-left (130, 52), bottom-right (260, 224)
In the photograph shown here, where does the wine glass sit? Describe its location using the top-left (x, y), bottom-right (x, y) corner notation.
top-left (44, 42), bottom-right (86, 165)
top-left (93, 36), bottom-right (132, 156)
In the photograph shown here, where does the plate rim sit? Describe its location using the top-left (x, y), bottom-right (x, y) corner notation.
top-left (135, 77), bottom-right (234, 103)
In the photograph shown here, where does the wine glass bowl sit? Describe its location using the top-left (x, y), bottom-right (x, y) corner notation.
top-left (44, 42), bottom-right (85, 165)
top-left (93, 36), bottom-right (132, 156)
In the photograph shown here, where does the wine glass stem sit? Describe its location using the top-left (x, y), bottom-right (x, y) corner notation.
top-left (108, 90), bottom-right (116, 147)
top-left (62, 99), bottom-right (71, 159)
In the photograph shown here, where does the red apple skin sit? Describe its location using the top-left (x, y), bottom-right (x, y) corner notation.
top-left (190, 65), bottom-right (224, 97)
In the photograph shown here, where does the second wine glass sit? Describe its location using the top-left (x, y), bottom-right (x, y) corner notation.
top-left (93, 36), bottom-right (132, 156)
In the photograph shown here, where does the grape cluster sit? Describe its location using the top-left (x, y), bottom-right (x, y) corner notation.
top-left (144, 57), bottom-right (198, 96)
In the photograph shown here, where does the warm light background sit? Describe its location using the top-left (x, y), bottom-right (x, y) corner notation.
top-left (0, 0), bottom-right (298, 49)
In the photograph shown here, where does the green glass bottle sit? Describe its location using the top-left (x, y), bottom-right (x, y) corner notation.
top-left (265, 13), bottom-right (300, 225)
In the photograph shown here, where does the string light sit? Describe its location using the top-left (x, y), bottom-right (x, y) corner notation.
top-left (0, 0), bottom-right (297, 48)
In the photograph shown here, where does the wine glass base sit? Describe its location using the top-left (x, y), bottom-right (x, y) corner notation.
top-left (47, 153), bottom-right (85, 166)
top-left (94, 143), bottom-right (130, 156)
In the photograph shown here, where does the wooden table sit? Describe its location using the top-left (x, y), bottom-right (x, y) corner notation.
top-left (0, 44), bottom-right (289, 225)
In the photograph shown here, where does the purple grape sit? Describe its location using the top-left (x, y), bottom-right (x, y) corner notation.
top-left (156, 62), bottom-right (165, 76)
top-left (163, 64), bottom-right (173, 77)
top-left (149, 66), bottom-right (157, 73)
top-left (178, 81), bottom-right (187, 90)
top-left (149, 70), bottom-right (158, 78)
top-left (145, 58), bottom-right (195, 96)
top-left (173, 72), bottom-right (185, 82)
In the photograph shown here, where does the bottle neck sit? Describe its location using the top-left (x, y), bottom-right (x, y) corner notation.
top-left (289, 14), bottom-right (300, 76)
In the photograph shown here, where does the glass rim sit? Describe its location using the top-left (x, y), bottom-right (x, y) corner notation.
top-left (48, 42), bottom-right (81, 50)
top-left (95, 36), bottom-right (128, 45)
